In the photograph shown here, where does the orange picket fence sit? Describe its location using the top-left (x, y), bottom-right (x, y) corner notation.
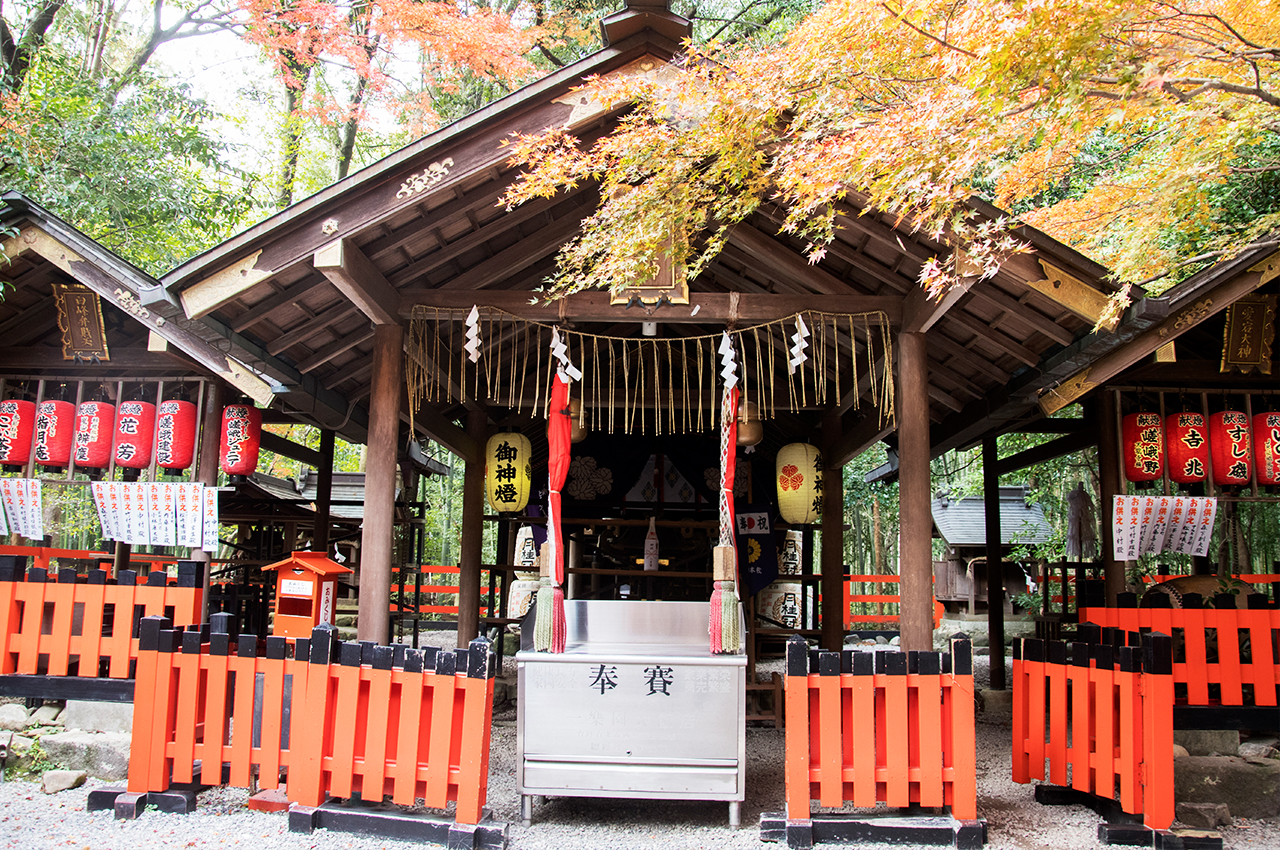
top-left (1078, 599), bottom-right (1279, 708)
top-left (0, 556), bottom-right (203, 678)
top-left (391, 565), bottom-right (497, 618)
top-left (127, 616), bottom-right (497, 824)
top-left (784, 634), bottom-right (977, 820)
top-left (843, 574), bottom-right (944, 630)
top-left (1011, 633), bottom-right (1174, 831)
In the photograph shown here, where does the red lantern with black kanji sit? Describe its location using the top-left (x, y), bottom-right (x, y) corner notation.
top-left (35, 399), bottom-right (75, 468)
top-left (156, 400), bottom-right (198, 471)
top-left (0, 399), bottom-right (36, 466)
top-left (1209, 410), bottom-right (1251, 486)
top-left (219, 403), bottom-right (261, 476)
top-left (1253, 411), bottom-right (1280, 486)
top-left (74, 401), bottom-right (115, 468)
top-left (1165, 412), bottom-right (1209, 484)
top-left (1122, 412), bottom-right (1163, 482)
top-left (113, 400), bottom-right (156, 470)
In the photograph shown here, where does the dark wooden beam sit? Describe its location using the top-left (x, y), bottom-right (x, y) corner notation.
top-left (993, 429), bottom-right (1094, 476)
top-left (259, 430), bottom-right (325, 468)
top-left (232, 278), bottom-right (329, 333)
top-left (983, 434), bottom-right (1005, 690)
top-left (400, 290), bottom-right (902, 324)
top-left (313, 238), bottom-right (401, 325)
top-left (0, 348), bottom-right (197, 371)
top-left (903, 279), bottom-right (972, 334)
top-left (727, 223), bottom-right (867, 296)
top-left (414, 403), bottom-right (478, 463)
top-left (266, 304), bottom-right (360, 356)
top-left (436, 210), bottom-right (585, 291)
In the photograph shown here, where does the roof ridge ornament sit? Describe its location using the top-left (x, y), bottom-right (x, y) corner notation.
top-left (601, 0), bottom-right (692, 47)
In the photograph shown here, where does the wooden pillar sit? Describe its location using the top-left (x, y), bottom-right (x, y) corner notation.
top-left (1095, 392), bottom-right (1125, 604)
top-left (193, 382), bottom-right (224, 621)
top-left (457, 407), bottom-right (487, 648)
top-left (820, 409), bottom-right (845, 651)
top-left (983, 434), bottom-right (1006, 691)
top-left (357, 324), bottom-right (403, 644)
top-left (897, 331), bottom-right (934, 653)
top-left (314, 428), bottom-right (335, 554)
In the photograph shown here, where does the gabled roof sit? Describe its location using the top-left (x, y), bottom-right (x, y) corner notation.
top-left (932, 486), bottom-right (1052, 547)
top-left (261, 550), bottom-right (352, 577)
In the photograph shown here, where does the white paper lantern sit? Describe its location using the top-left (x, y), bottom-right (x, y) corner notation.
top-left (776, 442), bottom-right (822, 524)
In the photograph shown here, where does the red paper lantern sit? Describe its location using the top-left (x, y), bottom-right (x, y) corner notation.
top-left (219, 404), bottom-right (262, 476)
top-left (74, 401), bottom-right (116, 468)
top-left (0, 399), bottom-right (36, 466)
top-left (35, 399), bottom-right (75, 467)
top-left (114, 400), bottom-right (156, 469)
top-left (1209, 410), bottom-right (1251, 486)
top-left (1253, 411), bottom-right (1280, 486)
top-left (1164, 412), bottom-right (1208, 484)
top-left (156, 400), bottom-right (198, 471)
top-left (1122, 412), bottom-right (1163, 482)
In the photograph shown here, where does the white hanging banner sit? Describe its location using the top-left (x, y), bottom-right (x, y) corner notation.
top-left (201, 486), bottom-right (219, 553)
top-left (1174, 497), bottom-right (1201, 555)
top-left (1144, 496), bottom-right (1172, 556)
top-left (1111, 495), bottom-right (1126, 562)
top-left (1137, 496), bottom-right (1159, 556)
top-left (1, 479), bottom-right (22, 539)
top-left (0, 483), bottom-right (7, 537)
top-left (175, 483), bottom-right (203, 549)
top-left (1124, 495), bottom-right (1143, 560)
top-left (118, 482), bottom-right (137, 545)
top-left (148, 483), bottom-right (177, 547)
top-left (1163, 496), bottom-right (1189, 555)
top-left (91, 482), bottom-right (113, 541)
top-left (26, 479), bottom-right (42, 540)
top-left (1190, 497), bottom-right (1217, 558)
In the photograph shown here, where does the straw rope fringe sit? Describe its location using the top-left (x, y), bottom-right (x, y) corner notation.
top-left (407, 307), bottom-right (896, 434)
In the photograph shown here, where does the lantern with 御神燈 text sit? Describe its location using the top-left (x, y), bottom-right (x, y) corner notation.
top-left (486, 432), bottom-right (531, 512)
top-left (1209, 410), bottom-right (1251, 486)
top-left (1165, 412), bottom-right (1208, 484)
top-left (1122, 412), bottom-right (1163, 482)
top-left (0, 399), bottom-right (36, 467)
top-left (113, 400), bottom-right (156, 470)
top-left (156, 399), bottom-right (198, 472)
top-left (220, 403), bottom-right (262, 476)
top-left (74, 401), bottom-right (115, 469)
top-left (1252, 411), bottom-right (1280, 486)
top-left (35, 399), bottom-right (75, 468)
top-left (776, 442), bottom-right (822, 524)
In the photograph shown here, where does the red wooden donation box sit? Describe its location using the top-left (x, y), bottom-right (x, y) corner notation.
top-left (262, 551), bottom-right (352, 639)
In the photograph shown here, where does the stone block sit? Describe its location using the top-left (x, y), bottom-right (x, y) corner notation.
top-left (1174, 730), bottom-right (1239, 757)
top-left (39, 731), bottom-right (131, 780)
top-left (1175, 756), bottom-right (1280, 819)
top-left (1174, 744), bottom-right (1190, 759)
top-left (61, 701), bottom-right (134, 734)
top-left (0, 704), bottom-right (32, 731)
top-left (41, 769), bottom-right (87, 794)
top-left (1238, 741), bottom-right (1278, 760)
top-left (1176, 802), bottom-right (1231, 829)
top-left (30, 704), bottom-right (64, 726)
top-left (979, 689), bottom-right (1013, 716)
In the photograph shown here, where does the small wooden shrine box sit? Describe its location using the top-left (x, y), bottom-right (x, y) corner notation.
top-left (261, 551), bottom-right (352, 639)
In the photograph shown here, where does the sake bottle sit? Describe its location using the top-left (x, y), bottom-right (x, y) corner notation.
top-left (643, 516), bottom-right (659, 571)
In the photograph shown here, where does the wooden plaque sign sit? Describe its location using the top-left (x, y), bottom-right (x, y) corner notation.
top-left (1220, 294), bottom-right (1275, 375)
top-left (53, 283), bottom-right (110, 361)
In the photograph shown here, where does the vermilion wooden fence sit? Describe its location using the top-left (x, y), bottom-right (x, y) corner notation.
top-left (784, 634), bottom-right (977, 820)
top-left (1011, 633), bottom-right (1174, 831)
top-left (842, 574), bottom-right (945, 630)
top-left (127, 617), bottom-right (497, 824)
top-left (1078, 596), bottom-right (1279, 707)
top-left (0, 559), bottom-right (202, 678)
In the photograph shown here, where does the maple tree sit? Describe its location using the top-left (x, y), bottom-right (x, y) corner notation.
top-left (505, 0), bottom-right (1280, 314)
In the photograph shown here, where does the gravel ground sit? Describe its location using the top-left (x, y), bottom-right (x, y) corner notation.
top-left (1, 635), bottom-right (1276, 850)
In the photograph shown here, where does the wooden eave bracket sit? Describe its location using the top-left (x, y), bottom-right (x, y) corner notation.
top-left (313, 238), bottom-right (400, 326)
top-left (179, 251), bottom-right (273, 319)
top-left (1248, 249), bottom-right (1280, 286)
top-left (1025, 259), bottom-right (1118, 332)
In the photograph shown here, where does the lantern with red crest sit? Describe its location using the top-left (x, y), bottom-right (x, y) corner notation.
top-left (156, 399), bottom-right (198, 472)
top-left (1253, 411), bottom-right (1280, 487)
top-left (0, 399), bottom-right (36, 468)
top-left (1122, 412), bottom-right (1164, 482)
top-left (74, 400), bottom-right (116, 469)
top-left (113, 399), bottom-right (156, 471)
top-left (1165, 412), bottom-right (1209, 484)
top-left (1209, 410), bottom-right (1251, 486)
top-left (35, 399), bottom-right (75, 468)
top-left (219, 403), bottom-right (261, 476)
